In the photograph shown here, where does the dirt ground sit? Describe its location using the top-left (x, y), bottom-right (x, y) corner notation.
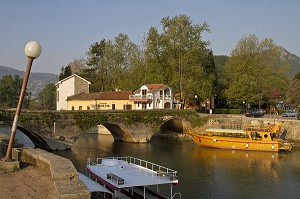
top-left (0, 164), bottom-right (58, 199)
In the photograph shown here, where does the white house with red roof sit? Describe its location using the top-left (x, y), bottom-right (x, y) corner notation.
top-left (129, 83), bottom-right (173, 110)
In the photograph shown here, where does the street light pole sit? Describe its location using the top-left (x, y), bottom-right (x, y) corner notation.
top-left (3, 41), bottom-right (42, 161)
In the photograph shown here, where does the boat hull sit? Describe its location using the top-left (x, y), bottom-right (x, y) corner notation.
top-left (189, 133), bottom-right (281, 152)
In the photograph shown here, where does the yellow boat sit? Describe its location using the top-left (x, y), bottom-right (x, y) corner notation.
top-left (189, 122), bottom-right (293, 152)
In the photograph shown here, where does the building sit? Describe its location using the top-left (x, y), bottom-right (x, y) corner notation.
top-left (67, 91), bottom-right (134, 111)
top-left (129, 84), bottom-right (173, 110)
top-left (55, 74), bottom-right (91, 110)
top-left (56, 75), bottom-right (173, 111)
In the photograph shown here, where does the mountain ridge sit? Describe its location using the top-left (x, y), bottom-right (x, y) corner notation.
top-left (0, 65), bottom-right (59, 98)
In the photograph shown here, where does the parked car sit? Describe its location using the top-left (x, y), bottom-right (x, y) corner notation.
top-left (282, 110), bottom-right (298, 117)
top-left (245, 110), bottom-right (264, 118)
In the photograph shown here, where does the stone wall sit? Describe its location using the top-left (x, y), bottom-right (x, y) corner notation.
top-left (198, 115), bottom-right (300, 141)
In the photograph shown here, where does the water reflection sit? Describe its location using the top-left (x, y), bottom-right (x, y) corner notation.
top-left (0, 125), bottom-right (34, 148)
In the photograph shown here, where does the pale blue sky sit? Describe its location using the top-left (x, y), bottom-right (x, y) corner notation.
top-left (0, 0), bottom-right (299, 74)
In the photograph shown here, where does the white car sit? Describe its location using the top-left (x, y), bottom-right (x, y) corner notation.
top-left (282, 110), bottom-right (298, 117)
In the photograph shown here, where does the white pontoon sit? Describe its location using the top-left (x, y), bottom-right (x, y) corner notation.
top-left (86, 156), bottom-right (181, 199)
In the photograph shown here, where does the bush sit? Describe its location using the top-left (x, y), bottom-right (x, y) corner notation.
top-left (213, 108), bottom-right (242, 114)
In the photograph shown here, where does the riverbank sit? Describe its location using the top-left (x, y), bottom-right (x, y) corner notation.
top-left (0, 146), bottom-right (90, 199)
top-left (0, 160), bottom-right (58, 199)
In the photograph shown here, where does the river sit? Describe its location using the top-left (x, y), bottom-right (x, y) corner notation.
top-left (1, 125), bottom-right (300, 199)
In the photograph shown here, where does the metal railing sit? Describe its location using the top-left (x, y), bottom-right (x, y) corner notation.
top-left (129, 95), bottom-right (153, 101)
top-left (88, 156), bottom-right (178, 178)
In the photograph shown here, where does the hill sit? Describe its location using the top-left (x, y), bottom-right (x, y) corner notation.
top-left (0, 65), bottom-right (58, 98)
top-left (277, 47), bottom-right (300, 78)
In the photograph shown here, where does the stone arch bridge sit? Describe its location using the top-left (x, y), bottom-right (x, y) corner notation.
top-left (0, 109), bottom-right (199, 151)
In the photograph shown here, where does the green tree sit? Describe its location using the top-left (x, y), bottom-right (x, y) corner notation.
top-left (68, 57), bottom-right (86, 74)
top-left (59, 65), bottom-right (72, 80)
top-left (143, 14), bottom-right (213, 104)
top-left (293, 72), bottom-right (300, 80)
top-left (286, 79), bottom-right (300, 108)
top-left (224, 34), bottom-right (289, 109)
top-left (286, 72), bottom-right (300, 108)
top-left (38, 84), bottom-right (56, 110)
top-left (0, 75), bottom-right (23, 108)
top-left (83, 36), bottom-right (141, 92)
top-left (85, 40), bottom-right (106, 91)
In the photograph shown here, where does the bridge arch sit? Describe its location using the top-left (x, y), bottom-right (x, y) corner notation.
top-left (159, 116), bottom-right (187, 134)
top-left (17, 125), bottom-right (52, 151)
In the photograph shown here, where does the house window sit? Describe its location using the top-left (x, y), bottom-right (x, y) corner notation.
top-left (138, 103), bottom-right (140, 107)
top-left (142, 90), bottom-right (147, 96)
top-left (57, 90), bottom-right (59, 102)
top-left (112, 104), bottom-right (115, 110)
top-left (79, 106), bottom-right (82, 110)
top-left (123, 104), bottom-right (132, 110)
top-left (87, 106), bottom-right (90, 110)
top-left (142, 103), bottom-right (147, 109)
top-left (72, 106), bottom-right (74, 110)
top-left (149, 103), bottom-right (151, 107)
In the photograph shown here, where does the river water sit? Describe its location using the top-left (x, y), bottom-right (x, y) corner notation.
top-left (1, 125), bottom-right (300, 199)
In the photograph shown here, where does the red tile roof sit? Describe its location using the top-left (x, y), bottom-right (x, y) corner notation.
top-left (67, 91), bottom-right (132, 101)
top-left (134, 83), bottom-right (169, 94)
top-left (67, 92), bottom-right (102, 101)
top-left (96, 91), bottom-right (132, 100)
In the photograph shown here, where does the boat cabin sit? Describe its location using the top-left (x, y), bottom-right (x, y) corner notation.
top-left (205, 128), bottom-right (278, 142)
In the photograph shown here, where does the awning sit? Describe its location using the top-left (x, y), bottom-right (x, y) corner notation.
top-left (78, 172), bottom-right (113, 194)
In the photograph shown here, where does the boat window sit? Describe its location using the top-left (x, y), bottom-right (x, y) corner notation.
top-left (251, 132), bottom-right (263, 139)
top-left (209, 131), bottom-right (248, 138)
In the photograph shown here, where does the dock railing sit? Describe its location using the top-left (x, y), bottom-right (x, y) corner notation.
top-left (89, 156), bottom-right (178, 179)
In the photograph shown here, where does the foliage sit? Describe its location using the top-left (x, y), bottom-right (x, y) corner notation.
top-left (38, 84), bottom-right (56, 110)
top-left (286, 79), bottom-right (300, 108)
top-left (190, 115), bottom-right (207, 128)
top-left (0, 75), bottom-right (28, 108)
top-left (143, 15), bottom-right (215, 102)
top-left (72, 112), bottom-right (108, 130)
top-left (59, 65), bottom-right (72, 80)
top-left (293, 72), bottom-right (300, 80)
top-left (213, 108), bottom-right (242, 114)
top-left (223, 34), bottom-right (290, 109)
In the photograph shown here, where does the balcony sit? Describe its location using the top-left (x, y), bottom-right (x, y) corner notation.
top-left (129, 95), bottom-right (153, 102)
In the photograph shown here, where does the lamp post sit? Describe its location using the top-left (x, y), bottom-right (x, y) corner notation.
top-left (194, 95), bottom-right (198, 107)
top-left (3, 41), bottom-right (42, 161)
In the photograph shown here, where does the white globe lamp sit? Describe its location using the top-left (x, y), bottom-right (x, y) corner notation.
top-left (25, 41), bottom-right (42, 59)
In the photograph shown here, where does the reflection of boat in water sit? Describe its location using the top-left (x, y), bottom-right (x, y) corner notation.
top-left (195, 146), bottom-right (279, 162)
top-left (86, 156), bottom-right (181, 199)
top-left (189, 121), bottom-right (293, 152)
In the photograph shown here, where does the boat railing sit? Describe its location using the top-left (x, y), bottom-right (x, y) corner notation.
top-left (87, 158), bottom-right (96, 167)
top-left (173, 192), bottom-right (182, 199)
top-left (93, 156), bottom-right (178, 177)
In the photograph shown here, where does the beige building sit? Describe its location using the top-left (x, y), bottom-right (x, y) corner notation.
top-left (55, 74), bottom-right (91, 110)
top-left (67, 91), bottom-right (134, 110)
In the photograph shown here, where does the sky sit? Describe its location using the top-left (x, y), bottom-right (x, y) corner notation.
top-left (0, 0), bottom-right (299, 74)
